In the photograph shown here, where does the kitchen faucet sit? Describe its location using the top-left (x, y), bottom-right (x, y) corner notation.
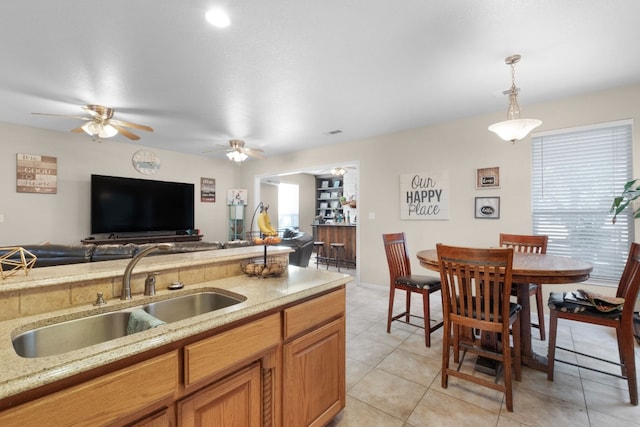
top-left (121, 243), bottom-right (173, 300)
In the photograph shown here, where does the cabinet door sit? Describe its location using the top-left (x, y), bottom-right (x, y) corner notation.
top-left (283, 317), bottom-right (345, 427)
top-left (178, 362), bottom-right (262, 427)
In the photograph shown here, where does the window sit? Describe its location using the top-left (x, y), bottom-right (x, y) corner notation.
top-left (278, 183), bottom-right (299, 229)
top-left (532, 120), bottom-right (633, 284)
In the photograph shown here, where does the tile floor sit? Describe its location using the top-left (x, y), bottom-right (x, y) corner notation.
top-left (326, 277), bottom-right (640, 427)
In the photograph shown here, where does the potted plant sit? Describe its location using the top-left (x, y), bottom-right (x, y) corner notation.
top-left (610, 178), bottom-right (640, 223)
top-left (611, 178), bottom-right (640, 344)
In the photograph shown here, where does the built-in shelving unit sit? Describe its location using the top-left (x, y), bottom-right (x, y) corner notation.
top-left (316, 176), bottom-right (344, 221)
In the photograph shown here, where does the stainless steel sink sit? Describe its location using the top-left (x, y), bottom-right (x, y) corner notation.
top-left (12, 311), bottom-right (131, 358)
top-left (143, 291), bottom-right (245, 324)
top-left (12, 290), bottom-right (246, 358)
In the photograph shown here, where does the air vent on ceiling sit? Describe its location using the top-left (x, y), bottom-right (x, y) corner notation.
top-left (328, 129), bottom-right (343, 135)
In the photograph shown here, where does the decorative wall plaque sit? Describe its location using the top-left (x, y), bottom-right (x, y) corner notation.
top-left (16, 153), bottom-right (57, 194)
top-left (201, 177), bottom-right (216, 202)
top-left (476, 167), bottom-right (500, 189)
top-left (400, 171), bottom-right (450, 220)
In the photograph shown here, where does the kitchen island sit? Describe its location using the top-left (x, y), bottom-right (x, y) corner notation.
top-left (0, 246), bottom-right (351, 426)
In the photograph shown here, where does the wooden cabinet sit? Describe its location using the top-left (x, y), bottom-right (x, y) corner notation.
top-left (127, 407), bottom-right (175, 427)
top-left (178, 363), bottom-right (262, 427)
top-left (0, 351), bottom-right (179, 427)
top-left (283, 288), bottom-right (346, 427)
top-left (0, 287), bottom-right (346, 427)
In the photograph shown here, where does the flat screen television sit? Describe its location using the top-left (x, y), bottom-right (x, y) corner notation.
top-left (91, 174), bottom-right (195, 235)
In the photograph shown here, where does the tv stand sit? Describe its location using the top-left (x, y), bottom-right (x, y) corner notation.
top-left (81, 234), bottom-right (203, 245)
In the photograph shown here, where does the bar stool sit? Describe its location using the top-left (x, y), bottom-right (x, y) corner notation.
top-left (313, 241), bottom-right (325, 269)
top-left (329, 243), bottom-right (346, 272)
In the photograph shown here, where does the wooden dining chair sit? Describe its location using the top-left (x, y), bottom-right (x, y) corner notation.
top-left (382, 233), bottom-right (443, 347)
top-left (547, 242), bottom-right (640, 406)
top-left (499, 233), bottom-right (548, 340)
top-left (436, 244), bottom-right (522, 412)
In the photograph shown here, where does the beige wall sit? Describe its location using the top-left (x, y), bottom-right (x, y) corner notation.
top-left (1, 84), bottom-right (638, 291)
top-left (0, 123), bottom-right (238, 245)
top-left (237, 84), bottom-right (640, 288)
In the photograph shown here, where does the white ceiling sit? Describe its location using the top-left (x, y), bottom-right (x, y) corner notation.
top-left (1, 1), bottom-right (640, 160)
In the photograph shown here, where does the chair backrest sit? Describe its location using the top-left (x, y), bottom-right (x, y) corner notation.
top-left (617, 242), bottom-right (640, 325)
top-left (382, 233), bottom-right (412, 283)
top-left (499, 233), bottom-right (548, 254)
top-left (436, 244), bottom-right (514, 333)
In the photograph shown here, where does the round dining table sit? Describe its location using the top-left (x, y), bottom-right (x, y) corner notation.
top-left (416, 249), bottom-right (593, 372)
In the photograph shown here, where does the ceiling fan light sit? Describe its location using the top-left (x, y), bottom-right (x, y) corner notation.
top-left (81, 121), bottom-right (100, 136)
top-left (488, 118), bottom-right (542, 143)
top-left (99, 124), bottom-right (118, 138)
top-left (227, 151), bottom-right (248, 163)
top-left (332, 167), bottom-right (347, 176)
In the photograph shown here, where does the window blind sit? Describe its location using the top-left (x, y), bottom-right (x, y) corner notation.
top-left (531, 120), bottom-right (633, 284)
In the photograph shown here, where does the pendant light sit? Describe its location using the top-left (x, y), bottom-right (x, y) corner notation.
top-left (488, 54), bottom-right (542, 142)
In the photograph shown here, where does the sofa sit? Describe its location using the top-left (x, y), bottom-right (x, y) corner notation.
top-left (279, 228), bottom-right (314, 267)
top-left (1, 241), bottom-right (224, 268)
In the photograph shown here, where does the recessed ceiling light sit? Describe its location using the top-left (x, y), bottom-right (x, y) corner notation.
top-left (205, 9), bottom-right (230, 28)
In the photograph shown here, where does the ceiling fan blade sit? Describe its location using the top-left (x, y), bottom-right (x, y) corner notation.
top-left (70, 127), bottom-right (84, 133)
top-left (32, 112), bottom-right (91, 120)
top-left (110, 119), bottom-right (154, 132)
top-left (243, 147), bottom-right (266, 159)
top-left (111, 124), bottom-right (140, 140)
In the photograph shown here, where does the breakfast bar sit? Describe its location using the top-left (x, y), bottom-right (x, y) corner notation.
top-left (312, 223), bottom-right (357, 268)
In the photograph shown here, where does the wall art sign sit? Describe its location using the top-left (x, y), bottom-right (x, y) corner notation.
top-left (400, 171), bottom-right (450, 220)
top-left (227, 189), bottom-right (247, 205)
top-left (16, 153), bottom-right (57, 194)
top-left (476, 167), bottom-right (500, 189)
top-left (475, 197), bottom-right (500, 219)
top-left (200, 177), bottom-right (216, 202)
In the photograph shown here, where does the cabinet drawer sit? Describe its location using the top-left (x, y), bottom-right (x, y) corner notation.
top-left (284, 287), bottom-right (345, 339)
top-left (184, 313), bottom-right (280, 387)
top-left (0, 351), bottom-right (178, 427)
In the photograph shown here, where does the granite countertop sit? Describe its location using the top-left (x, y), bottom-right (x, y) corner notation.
top-left (0, 245), bottom-right (292, 293)
top-left (0, 265), bottom-right (352, 401)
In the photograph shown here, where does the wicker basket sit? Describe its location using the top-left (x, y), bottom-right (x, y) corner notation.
top-left (241, 256), bottom-right (288, 278)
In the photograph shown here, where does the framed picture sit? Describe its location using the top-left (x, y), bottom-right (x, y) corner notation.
top-left (476, 167), bottom-right (500, 189)
top-left (333, 180), bottom-right (341, 188)
top-left (475, 197), bottom-right (500, 219)
top-left (320, 192), bottom-right (330, 199)
top-left (226, 188), bottom-right (247, 205)
top-left (319, 202), bottom-right (328, 209)
top-left (321, 180), bottom-right (329, 188)
top-left (330, 191), bottom-right (339, 199)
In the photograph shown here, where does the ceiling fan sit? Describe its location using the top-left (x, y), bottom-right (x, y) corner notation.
top-left (215, 139), bottom-right (266, 163)
top-left (32, 104), bottom-right (154, 141)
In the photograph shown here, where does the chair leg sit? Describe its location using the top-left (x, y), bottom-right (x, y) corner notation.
top-left (405, 289), bottom-right (412, 323)
top-left (617, 326), bottom-right (639, 405)
top-left (441, 319), bottom-right (451, 388)
top-left (547, 310), bottom-right (559, 381)
top-left (503, 334), bottom-right (514, 412)
top-left (535, 285), bottom-right (546, 340)
top-left (387, 286), bottom-right (396, 333)
top-left (422, 288), bottom-right (431, 347)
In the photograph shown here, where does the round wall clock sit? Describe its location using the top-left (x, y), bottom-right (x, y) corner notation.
top-left (132, 150), bottom-right (160, 175)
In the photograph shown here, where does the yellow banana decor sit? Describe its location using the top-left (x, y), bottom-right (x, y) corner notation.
top-left (257, 207), bottom-right (278, 237)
